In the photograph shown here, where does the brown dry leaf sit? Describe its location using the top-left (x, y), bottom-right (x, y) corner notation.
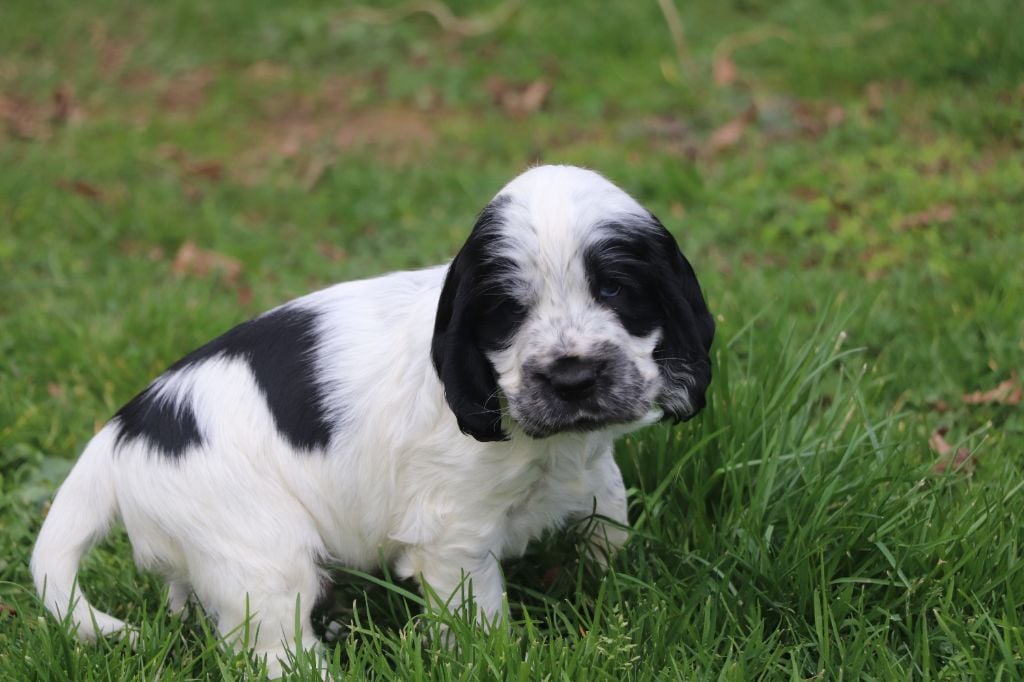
top-left (120, 69), bottom-right (159, 90)
top-left (302, 157), bottom-right (334, 192)
top-left (790, 186), bottom-right (821, 202)
top-left (100, 42), bottom-right (130, 76)
top-left (52, 85), bottom-right (84, 126)
top-left (246, 61), bottom-right (290, 83)
top-left (865, 82), bottom-right (885, 114)
top-left (160, 68), bottom-right (216, 114)
top-left (119, 240), bottom-right (166, 261)
top-left (56, 179), bottom-right (104, 201)
top-left (0, 93), bottom-right (50, 139)
top-left (47, 383), bottom-right (65, 399)
top-left (791, 101), bottom-right (824, 138)
top-left (185, 160), bottom-right (224, 183)
top-left (825, 105), bottom-right (846, 127)
top-left (172, 240), bottom-right (243, 285)
top-left (897, 204), bottom-right (956, 231)
top-left (487, 77), bottom-right (552, 117)
top-left (517, 79), bottom-right (551, 114)
top-left (235, 285), bottom-right (254, 307)
top-left (706, 105), bottom-right (757, 155)
top-left (156, 144), bottom-right (188, 163)
top-left (934, 447), bottom-right (975, 474)
top-left (928, 426), bottom-right (954, 457)
top-left (713, 54), bottom-right (737, 87)
top-left (0, 603), bottom-right (15, 618)
top-left (89, 23), bottom-right (132, 78)
top-left (630, 116), bottom-right (699, 159)
top-left (317, 242), bottom-right (348, 263)
top-left (790, 101), bottom-right (845, 138)
top-left (155, 148), bottom-right (225, 187)
top-left (962, 372), bottom-right (1022, 406)
top-left (929, 426), bottom-right (975, 474)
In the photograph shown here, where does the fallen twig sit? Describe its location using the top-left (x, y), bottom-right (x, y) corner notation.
top-left (710, 13), bottom-right (894, 86)
top-left (656, 0), bottom-right (697, 81)
top-left (334, 0), bottom-right (522, 37)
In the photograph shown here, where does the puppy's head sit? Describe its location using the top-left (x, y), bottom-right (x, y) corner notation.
top-left (432, 165), bottom-right (714, 441)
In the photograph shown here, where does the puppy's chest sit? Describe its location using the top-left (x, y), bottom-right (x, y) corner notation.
top-left (499, 455), bottom-right (598, 555)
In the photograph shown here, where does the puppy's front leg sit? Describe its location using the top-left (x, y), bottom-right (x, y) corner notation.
top-left (581, 450), bottom-right (631, 568)
top-left (397, 546), bottom-right (506, 632)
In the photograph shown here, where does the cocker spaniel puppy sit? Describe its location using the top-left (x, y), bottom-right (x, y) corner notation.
top-left (32, 165), bottom-right (714, 674)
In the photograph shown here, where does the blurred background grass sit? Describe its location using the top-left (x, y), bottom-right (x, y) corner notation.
top-left (1, 0), bottom-right (1023, 677)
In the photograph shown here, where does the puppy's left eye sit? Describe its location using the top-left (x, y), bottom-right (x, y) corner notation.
top-left (597, 282), bottom-right (622, 299)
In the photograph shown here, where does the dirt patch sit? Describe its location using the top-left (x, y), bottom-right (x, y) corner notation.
top-left (237, 82), bottom-right (440, 184)
top-left (160, 67), bottom-right (217, 115)
top-left (0, 86), bottom-right (83, 141)
top-left (88, 19), bottom-right (134, 79)
top-left (335, 107), bottom-right (436, 152)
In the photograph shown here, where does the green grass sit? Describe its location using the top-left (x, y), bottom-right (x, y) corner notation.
top-left (2, 0), bottom-right (1023, 678)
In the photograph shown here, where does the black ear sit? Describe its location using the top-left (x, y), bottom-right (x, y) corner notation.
top-left (431, 197), bottom-right (511, 442)
top-left (649, 214), bottom-right (715, 422)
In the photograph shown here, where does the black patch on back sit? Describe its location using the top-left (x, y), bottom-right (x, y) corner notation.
top-left (113, 306), bottom-right (332, 458)
top-left (113, 384), bottom-right (203, 459)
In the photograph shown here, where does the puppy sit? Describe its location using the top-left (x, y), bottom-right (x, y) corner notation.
top-left (32, 165), bottom-right (714, 674)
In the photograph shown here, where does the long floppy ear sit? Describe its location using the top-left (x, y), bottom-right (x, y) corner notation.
top-left (431, 197), bottom-right (511, 442)
top-left (649, 214), bottom-right (715, 422)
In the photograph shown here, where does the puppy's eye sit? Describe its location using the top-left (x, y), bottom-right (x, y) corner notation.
top-left (597, 282), bottom-right (622, 299)
top-left (483, 296), bottom-right (528, 319)
top-left (501, 298), bottom-right (528, 317)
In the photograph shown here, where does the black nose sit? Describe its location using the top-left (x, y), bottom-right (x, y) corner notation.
top-left (543, 356), bottom-right (603, 401)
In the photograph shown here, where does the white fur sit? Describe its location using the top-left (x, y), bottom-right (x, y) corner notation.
top-left (30, 165), bottom-right (695, 675)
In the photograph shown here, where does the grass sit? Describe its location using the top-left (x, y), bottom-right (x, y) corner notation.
top-left (2, 0), bottom-right (1023, 678)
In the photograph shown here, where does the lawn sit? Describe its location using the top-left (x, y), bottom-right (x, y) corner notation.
top-left (2, 0), bottom-right (1023, 678)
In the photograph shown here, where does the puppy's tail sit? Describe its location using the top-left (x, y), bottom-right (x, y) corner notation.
top-left (31, 425), bottom-right (130, 640)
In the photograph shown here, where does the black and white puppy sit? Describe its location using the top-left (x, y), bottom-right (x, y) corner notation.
top-left (32, 165), bottom-right (714, 673)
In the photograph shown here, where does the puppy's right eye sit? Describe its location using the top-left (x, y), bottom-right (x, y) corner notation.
top-left (598, 282), bottom-right (622, 299)
top-left (484, 296), bottom-right (527, 318)
top-left (477, 296), bottom-right (529, 349)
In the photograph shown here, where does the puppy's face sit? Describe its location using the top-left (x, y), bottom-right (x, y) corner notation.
top-left (432, 165), bottom-right (714, 441)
